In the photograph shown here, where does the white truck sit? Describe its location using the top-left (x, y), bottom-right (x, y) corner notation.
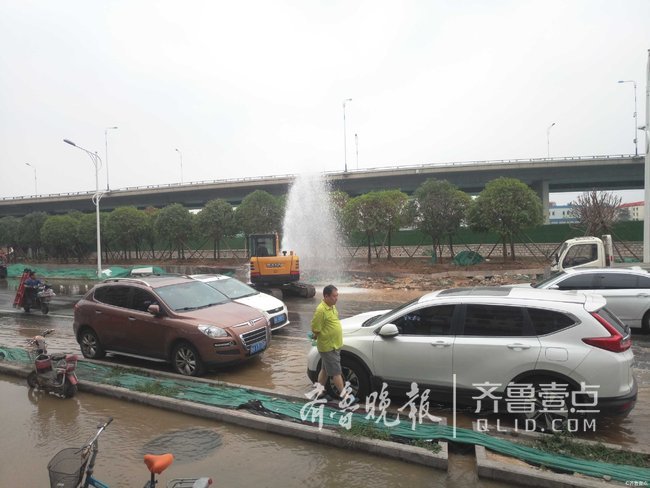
top-left (551, 234), bottom-right (615, 272)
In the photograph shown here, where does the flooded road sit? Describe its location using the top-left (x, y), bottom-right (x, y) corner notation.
top-left (0, 277), bottom-right (649, 485)
top-left (3, 375), bottom-right (484, 488)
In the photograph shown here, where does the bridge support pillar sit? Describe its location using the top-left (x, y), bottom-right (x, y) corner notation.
top-left (530, 180), bottom-right (550, 224)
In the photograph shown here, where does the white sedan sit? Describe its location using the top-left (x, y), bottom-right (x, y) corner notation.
top-left (190, 274), bottom-right (290, 331)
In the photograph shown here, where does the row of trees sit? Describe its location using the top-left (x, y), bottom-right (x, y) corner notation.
top-left (1, 177), bottom-right (621, 263)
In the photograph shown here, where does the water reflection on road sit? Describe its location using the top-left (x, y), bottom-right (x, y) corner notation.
top-left (3, 376), bottom-right (475, 488)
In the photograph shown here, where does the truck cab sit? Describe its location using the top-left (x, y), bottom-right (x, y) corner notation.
top-left (551, 235), bottom-right (613, 272)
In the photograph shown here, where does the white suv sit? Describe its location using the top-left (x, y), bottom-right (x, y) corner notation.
top-left (306, 287), bottom-right (636, 427)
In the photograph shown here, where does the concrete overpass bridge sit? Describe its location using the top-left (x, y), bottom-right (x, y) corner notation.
top-left (0, 154), bottom-right (644, 217)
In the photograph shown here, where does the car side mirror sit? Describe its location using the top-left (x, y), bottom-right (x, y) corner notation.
top-left (548, 284), bottom-right (560, 290)
top-left (378, 323), bottom-right (399, 337)
top-left (148, 304), bottom-right (162, 316)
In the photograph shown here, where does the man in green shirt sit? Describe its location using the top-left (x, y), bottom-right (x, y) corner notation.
top-left (311, 284), bottom-right (351, 400)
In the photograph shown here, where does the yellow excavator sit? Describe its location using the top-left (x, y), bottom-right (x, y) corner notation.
top-left (248, 233), bottom-right (316, 298)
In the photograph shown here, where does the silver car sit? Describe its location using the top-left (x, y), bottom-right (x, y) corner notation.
top-left (527, 267), bottom-right (650, 330)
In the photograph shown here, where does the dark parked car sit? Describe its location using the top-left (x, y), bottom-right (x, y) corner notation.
top-left (73, 276), bottom-right (271, 376)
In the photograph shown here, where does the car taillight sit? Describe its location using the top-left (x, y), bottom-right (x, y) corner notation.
top-left (582, 312), bottom-right (631, 353)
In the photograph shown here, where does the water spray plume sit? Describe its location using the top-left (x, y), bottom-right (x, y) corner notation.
top-left (282, 172), bottom-right (344, 282)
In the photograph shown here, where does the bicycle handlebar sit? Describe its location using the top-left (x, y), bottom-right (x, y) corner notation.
top-left (83, 417), bottom-right (113, 449)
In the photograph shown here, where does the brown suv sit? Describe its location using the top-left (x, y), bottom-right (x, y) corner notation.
top-left (73, 276), bottom-right (271, 376)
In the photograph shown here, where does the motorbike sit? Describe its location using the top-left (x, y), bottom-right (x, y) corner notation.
top-left (26, 329), bottom-right (79, 398)
top-left (24, 283), bottom-right (55, 314)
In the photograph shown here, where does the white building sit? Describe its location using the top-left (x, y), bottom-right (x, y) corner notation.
top-left (619, 201), bottom-right (645, 221)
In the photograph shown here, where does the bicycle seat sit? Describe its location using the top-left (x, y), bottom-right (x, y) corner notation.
top-left (144, 453), bottom-right (174, 474)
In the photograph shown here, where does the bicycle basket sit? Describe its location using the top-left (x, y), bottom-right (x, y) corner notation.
top-left (47, 447), bottom-right (87, 488)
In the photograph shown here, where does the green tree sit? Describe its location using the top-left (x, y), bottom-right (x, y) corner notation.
top-left (330, 190), bottom-right (351, 241)
top-left (75, 212), bottom-right (102, 261)
top-left (155, 204), bottom-right (193, 259)
top-left (414, 179), bottom-right (471, 262)
top-left (0, 216), bottom-right (21, 256)
top-left (105, 206), bottom-right (148, 259)
top-left (375, 190), bottom-right (410, 260)
top-left (142, 207), bottom-right (159, 258)
top-left (343, 192), bottom-right (384, 263)
top-left (195, 199), bottom-right (236, 259)
top-left (17, 212), bottom-right (47, 258)
top-left (235, 190), bottom-right (283, 237)
top-left (41, 215), bottom-right (78, 261)
top-left (469, 177), bottom-right (543, 260)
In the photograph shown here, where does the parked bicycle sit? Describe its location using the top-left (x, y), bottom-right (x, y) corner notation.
top-left (47, 418), bottom-right (213, 488)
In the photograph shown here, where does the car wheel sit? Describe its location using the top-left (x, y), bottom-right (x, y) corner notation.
top-left (171, 342), bottom-right (204, 377)
top-left (642, 311), bottom-right (650, 334)
top-left (27, 371), bottom-right (38, 389)
top-left (519, 377), bottom-right (574, 433)
top-left (41, 302), bottom-right (49, 314)
top-left (79, 329), bottom-right (106, 359)
top-left (324, 356), bottom-right (370, 401)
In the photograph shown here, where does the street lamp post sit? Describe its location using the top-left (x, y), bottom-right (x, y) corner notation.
top-left (546, 122), bottom-right (556, 158)
top-left (25, 163), bottom-right (37, 196)
top-left (63, 139), bottom-right (104, 278)
top-left (104, 126), bottom-right (118, 191)
top-left (618, 80), bottom-right (638, 156)
top-left (343, 98), bottom-right (352, 172)
top-left (175, 148), bottom-right (183, 184)
top-left (355, 133), bottom-right (359, 170)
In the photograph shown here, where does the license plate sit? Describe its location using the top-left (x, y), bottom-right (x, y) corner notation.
top-left (273, 314), bottom-right (286, 325)
top-left (250, 340), bottom-right (266, 354)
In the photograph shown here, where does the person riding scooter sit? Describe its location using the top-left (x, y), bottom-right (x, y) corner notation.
top-left (23, 271), bottom-right (43, 311)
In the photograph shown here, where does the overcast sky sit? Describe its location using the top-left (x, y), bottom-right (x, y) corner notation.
top-left (1, 1), bottom-right (648, 204)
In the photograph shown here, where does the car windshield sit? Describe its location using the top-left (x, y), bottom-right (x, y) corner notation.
top-left (155, 281), bottom-right (230, 311)
top-left (204, 277), bottom-right (258, 300)
top-left (362, 297), bottom-right (421, 327)
top-left (532, 271), bottom-right (566, 288)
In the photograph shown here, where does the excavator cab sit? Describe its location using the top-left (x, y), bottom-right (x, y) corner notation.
top-left (248, 233), bottom-right (299, 286)
top-left (247, 234), bottom-right (315, 298)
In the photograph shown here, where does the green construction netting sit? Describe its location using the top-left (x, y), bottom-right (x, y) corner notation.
top-left (0, 347), bottom-right (647, 483)
top-left (452, 250), bottom-right (484, 266)
top-left (5, 264), bottom-right (166, 280)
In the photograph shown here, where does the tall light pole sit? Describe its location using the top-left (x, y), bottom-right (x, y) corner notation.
top-left (355, 133), bottom-right (359, 170)
top-left (25, 163), bottom-right (37, 195)
top-left (546, 122), bottom-right (556, 158)
top-left (342, 98), bottom-right (352, 172)
top-left (618, 80), bottom-right (638, 156)
top-left (634, 49), bottom-right (650, 263)
top-left (64, 138), bottom-right (103, 278)
top-left (104, 126), bottom-right (118, 191)
top-left (175, 148), bottom-right (183, 184)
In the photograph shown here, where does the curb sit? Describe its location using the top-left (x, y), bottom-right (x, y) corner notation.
top-left (0, 360), bottom-right (448, 471)
top-left (472, 423), bottom-right (636, 487)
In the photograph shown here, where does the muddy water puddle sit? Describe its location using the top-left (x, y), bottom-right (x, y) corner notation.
top-left (0, 375), bottom-right (513, 487)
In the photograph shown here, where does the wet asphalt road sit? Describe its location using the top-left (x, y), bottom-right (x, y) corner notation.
top-left (1, 278), bottom-right (649, 451)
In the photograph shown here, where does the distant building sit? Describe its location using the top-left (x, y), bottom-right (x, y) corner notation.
top-left (548, 203), bottom-right (579, 224)
top-left (619, 201), bottom-right (645, 221)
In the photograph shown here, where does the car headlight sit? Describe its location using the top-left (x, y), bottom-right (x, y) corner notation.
top-left (198, 325), bottom-right (228, 338)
